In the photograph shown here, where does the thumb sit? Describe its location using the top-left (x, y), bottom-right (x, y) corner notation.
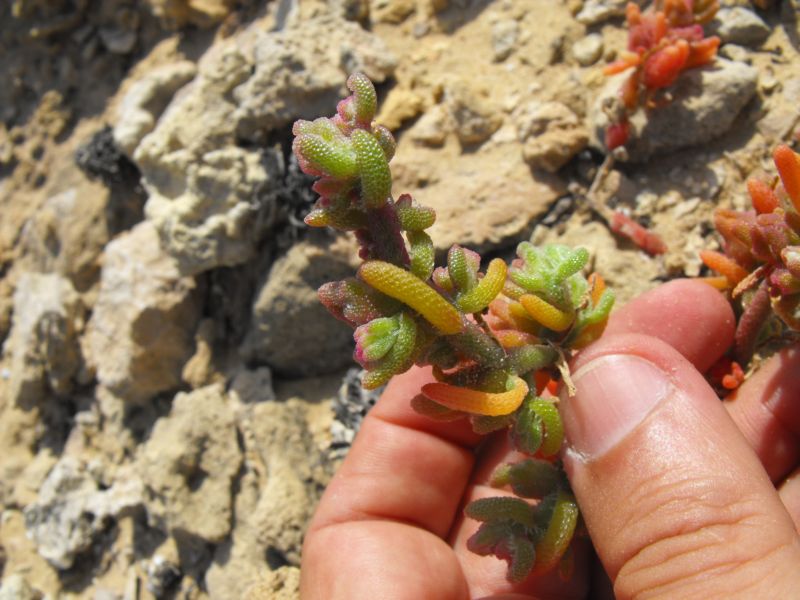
top-left (559, 333), bottom-right (800, 598)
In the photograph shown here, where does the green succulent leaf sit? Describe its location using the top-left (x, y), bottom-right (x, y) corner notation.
top-left (352, 129), bottom-right (392, 209)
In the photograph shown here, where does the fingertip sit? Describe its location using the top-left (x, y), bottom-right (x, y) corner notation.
top-left (606, 279), bottom-right (735, 371)
top-left (560, 333), bottom-right (800, 596)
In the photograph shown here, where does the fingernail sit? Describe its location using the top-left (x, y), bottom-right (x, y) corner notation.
top-left (561, 354), bottom-right (673, 460)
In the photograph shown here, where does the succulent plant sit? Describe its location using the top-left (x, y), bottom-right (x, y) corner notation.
top-left (603, 0), bottom-right (720, 150)
top-left (701, 144), bottom-right (800, 364)
top-left (293, 73), bottom-right (615, 581)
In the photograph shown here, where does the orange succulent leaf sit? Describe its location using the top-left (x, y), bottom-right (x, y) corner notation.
top-left (494, 329), bottom-right (540, 349)
top-left (774, 144), bottom-right (800, 213)
top-left (684, 35), bottom-right (719, 69)
top-left (421, 377), bottom-right (529, 417)
top-left (699, 250), bottom-right (749, 286)
top-left (603, 51), bottom-right (641, 75)
top-left (588, 272), bottom-right (606, 305)
top-left (698, 275), bottom-right (731, 291)
top-left (643, 39), bottom-right (690, 89)
top-left (747, 177), bottom-right (780, 215)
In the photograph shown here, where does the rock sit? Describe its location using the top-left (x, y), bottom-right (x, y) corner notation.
top-left (589, 58), bottom-right (758, 161)
top-left (181, 318), bottom-right (222, 389)
top-left (113, 61), bottom-right (197, 157)
top-left (709, 7), bottom-right (771, 47)
top-left (23, 456), bottom-right (143, 570)
top-left (139, 384), bottom-right (241, 542)
top-left (229, 367), bottom-right (276, 403)
top-left (3, 273), bottom-right (83, 407)
top-left (144, 539), bottom-right (182, 597)
top-left (377, 87), bottom-right (425, 131)
top-left (0, 575), bottom-right (43, 600)
top-left (17, 179), bottom-right (112, 292)
top-left (369, 0), bottom-right (415, 23)
top-left (446, 81), bottom-right (503, 146)
top-left (572, 33), bottom-right (604, 66)
top-left (575, 0), bottom-right (627, 25)
top-left (85, 222), bottom-right (201, 403)
top-left (97, 4), bottom-right (140, 55)
top-left (231, 16), bottom-right (396, 141)
top-left (330, 367), bottom-right (381, 457)
top-left (143, 0), bottom-right (233, 28)
top-left (133, 16), bottom-right (394, 274)
top-left (243, 567), bottom-right (301, 600)
top-left (240, 236), bottom-right (355, 377)
top-left (391, 125), bottom-right (564, 252)
top-left (205, 399), bottom-right (330, 597)
top-left (517, 101), bottom-right (588, 172)
top-left (407, 104), bottom-right (449, 146)
top-left (719, 43), bottom-right (752, 64)
top-left (491, 19), bottom-right (519, 62)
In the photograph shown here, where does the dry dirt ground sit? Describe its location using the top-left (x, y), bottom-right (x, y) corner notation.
top-left (0, 0), bottom-right (798, 598)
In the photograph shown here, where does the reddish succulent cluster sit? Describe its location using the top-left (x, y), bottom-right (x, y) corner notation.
top-left (603, 0), bottom-right (720, 150)
top-left (701, 145), bottom-right (800, 363)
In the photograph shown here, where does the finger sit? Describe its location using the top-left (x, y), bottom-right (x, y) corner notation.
top-left (779, 468), bottom-right (800, 531)
top-left (604, 279), bottom-right (735, 371)
top-left (560, 333), bottom-right (800, 598)
top-left (724, 346), bottom-right (800, 483)
top-left (301, 365), bottom-right (481, 599)
top-left (447, 279), bottom-right (735, 597)
top-left (309, 365), bottom-right (481, 538)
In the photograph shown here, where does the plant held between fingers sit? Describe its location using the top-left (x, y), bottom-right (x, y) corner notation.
top-left (293, 73), bottom-right (615, 581)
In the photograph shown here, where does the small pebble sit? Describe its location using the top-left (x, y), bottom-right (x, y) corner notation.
top-left (572, 33), bottom-right (604, 67)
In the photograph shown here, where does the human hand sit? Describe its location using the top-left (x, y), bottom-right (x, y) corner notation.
top-left (300, 279), bottom-right (800, 599)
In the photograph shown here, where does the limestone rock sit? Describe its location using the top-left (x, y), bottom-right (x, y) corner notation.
top-left (139, 384), bottom-right (241, 542)
top-left (144, 0), bottom-right (234, 28)
top-left (243, 567), bottom-right (301, 600)
top-left (575, 0), bottom-right (627, 25)
top-left (377, 87), bottom-right (425, 131)
top-left (229, 367), bottom-right (276, 404)
top-left (446, 81), bottom-right (502, 146)
top-left (407, 104), bottom-right (449, 146)
top-left (240, 237), bottom-right (355, 377)
top-left (491, 19), bottom-right (519, 62)
top-left (205, 399), bottom-right (330, 598)
top-left (17, 183), bottom-right (111, 292)
top-left (133, 16), bottom-right (394, 274)
top-left (4, 273), bottom-right (83, 407)
top-left (369, 0), bottom-right (415, 23)
top-left (518, 101), bottom-right (588, 172)
top-left (113, 61), bottom-right (197, 157)
top-left (85, 222), bottom-right (201, 403)
top-left (23, 456), bottom-right (143, 570)
top-left (391, 131), bottom-right (564, 252)
top-left (0, 575), bottom-right (43, 600)
top-left (231, 16), bottom-right (396, 142)
top-left (709, 7), bottom-right (771, 47)
top-left (572, 33), bottom-right (603, 66)
top-left (589, 58), bottom-right (758, 161)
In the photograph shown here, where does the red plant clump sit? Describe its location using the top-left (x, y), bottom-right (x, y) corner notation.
top-left (603, 0), bottom-right (720, 150)
top-left (701, 144), bottom-right (800, 362)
